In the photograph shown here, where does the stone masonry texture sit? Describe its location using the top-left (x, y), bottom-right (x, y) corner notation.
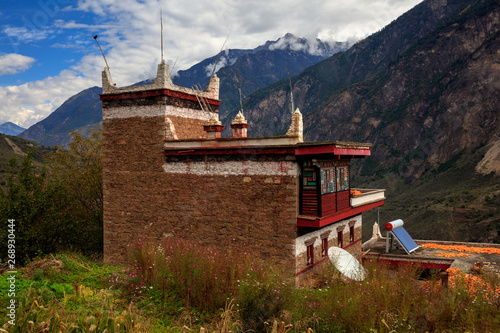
top-left (103, 115), bottom-right (298, 270)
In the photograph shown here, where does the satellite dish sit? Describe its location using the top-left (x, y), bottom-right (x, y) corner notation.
top-left (328, 247), bottom-right (366, 281)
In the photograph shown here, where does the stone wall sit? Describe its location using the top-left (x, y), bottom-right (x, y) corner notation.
top-left (103, 115), bottom-right (299, 268)
top-left (102, 95), bottom-right (217, 140)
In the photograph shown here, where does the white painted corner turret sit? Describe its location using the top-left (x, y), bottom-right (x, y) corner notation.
top-left (231, 111), bottom-right (247, 125)
top-left (206, 114), bottom-right (222, 126)
top-left (153, 60), bottom-right (174, 88)
top-left (102, 67), bottom-right (116, 93)
top-left (206, 74), bottom-right (220, 100)
top-left (101, 60), bottom-right (220, 101)
top-left (362, 221), bottom-right (383, 251)
top-left (286, 108), bottom-right (303, 142)
top-left (230, 111), bottom-right (249, 138)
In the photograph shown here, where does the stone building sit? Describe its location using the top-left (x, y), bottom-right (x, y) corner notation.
top-left (101, 60), bottom-right (385, 276)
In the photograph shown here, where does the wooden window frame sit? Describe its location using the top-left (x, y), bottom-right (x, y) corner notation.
top-left (321, 237), bottom-right (328, 257)
top-left (306, 244), bottom-right (314, 266)
top-left (336, 166), bottom-right (349, 192)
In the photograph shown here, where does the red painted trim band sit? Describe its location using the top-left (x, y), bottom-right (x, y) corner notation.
top-left (295, 146), bottom-right (371, 157)
top-left (165, 147), bottom-right (296, 156)
top-left (101, 89), bottom-right (221, 106)
top-left (364, 258), bottom-right (452, 270)
top-left (342, 238), bottom-right (361, 250)
top-left (296, 256), bottom-right (329, 276)
top-left (297, 200), bottom-right (384, 228)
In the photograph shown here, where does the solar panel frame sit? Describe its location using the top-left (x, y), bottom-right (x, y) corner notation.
top-left (391, 226), bottom-right (419, 254)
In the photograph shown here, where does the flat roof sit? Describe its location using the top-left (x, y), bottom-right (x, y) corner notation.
top-left (164, 137), bottom-right (372, 157)
top-left (363, 238), bottom-right (500, 275)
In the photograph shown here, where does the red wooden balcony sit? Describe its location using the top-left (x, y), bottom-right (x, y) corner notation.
top-left (297, 188), bottom-right (385, 228)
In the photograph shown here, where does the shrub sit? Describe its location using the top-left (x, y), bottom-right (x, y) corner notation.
top-left (46, 126), bottom-right (103, 254)
top-left (238, 272), bottom-right (292, 332)
top-left (0, 151), bottom-right (75, 263)
top-left (0, 127), bottom-right (103, 263)
top-left (126, 238), bottom-right (293, 320)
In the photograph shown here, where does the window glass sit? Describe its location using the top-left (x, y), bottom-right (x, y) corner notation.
top-left (336, 166), bottom-right (349, 191)
top-left (306, 244), bottom-right (314, 265)
top-left (320, 168), bottom-right (336, 194)
top-left (321, 238), bottom-right (328, 257)
top-left (302, 161), bottom-right (317, 190)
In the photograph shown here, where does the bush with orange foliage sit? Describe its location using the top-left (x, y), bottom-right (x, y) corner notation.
top-left (422, 267), bottom-right (499, 302)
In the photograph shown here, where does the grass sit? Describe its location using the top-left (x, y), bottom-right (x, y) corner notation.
top-left (0, 253), bottom-right (147, 332)
top-left (1, 241), bottom-right (499, 332)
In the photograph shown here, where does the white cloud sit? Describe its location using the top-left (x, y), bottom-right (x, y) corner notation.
top-left (0, 54), bottom-right (36, 75)
top-left (0, 70), bottom-right (96, 128)
top-left (68, 0), bottom-right (422, 86)
top-left (203, 55), bottom-right (237, 77)
top-left (0, 0), bottom-right (423, 128)
top-left (53, 19), bottom-right (112, 30)
top-left (3, 26), bottom-right (54, 43)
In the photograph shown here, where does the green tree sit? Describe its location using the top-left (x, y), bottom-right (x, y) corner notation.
top-left (46, 126), bottom-right (103, 255)
top-left (0, 126), bottom-right (103, 263)
top-left (0, 150), bottom-right (72, 262)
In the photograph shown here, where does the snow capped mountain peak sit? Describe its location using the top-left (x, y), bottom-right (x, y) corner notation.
top-left (268, 33), bottom-right (350, 57)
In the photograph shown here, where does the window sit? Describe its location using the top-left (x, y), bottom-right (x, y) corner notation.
top-left (317, 160), bottom-right (336, 195)
top-left (320, 168), bottom-right (336, 194)
top-left (321, 238), bottom-right (328, 257)
top-left (350, 225), bottom-right (355, 243)
top-left (306, 244), bottom-right (314, 265)
top-left (338, 231), bottom-right (343, 248)
top-left (302, 162), bottom-right (317, 190)
top-left (336, 166), bottom-right (349, 191)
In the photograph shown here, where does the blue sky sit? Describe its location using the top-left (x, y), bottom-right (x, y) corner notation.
top-left (0, 0), bottom-right (97, 85)
top-left (0, 0), bottom-right (422, 128)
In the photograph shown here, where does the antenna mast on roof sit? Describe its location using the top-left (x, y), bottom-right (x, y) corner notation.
top-left (160, 9), bottom-right (164, 61)
top-left (170, 57), bottom-right (178, 79)
top-left (93, 35), bottom-right (110, 69)
top-left (237, 71), bottom-right (243, 116)
top-left (192, 84), bottom-right (213, 119)
top-left (287, 65), bottom-right (295, 113)
top-left (207, 32), bottom-right (230, 90)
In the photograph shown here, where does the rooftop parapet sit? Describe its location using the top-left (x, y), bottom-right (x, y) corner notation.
top-left (101, 60), bottom-right (220, 101)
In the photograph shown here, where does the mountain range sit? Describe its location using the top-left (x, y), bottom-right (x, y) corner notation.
top-left (234, 0), bottom-right (499, 242)
top-left (0, 122), bottom-right (26, 136)
top-left (10, 0), bottom-right (500, 243)
top-left (18, 34), bottom-right (348, 147)
top-left (240, 0), bottom-right (499, 180)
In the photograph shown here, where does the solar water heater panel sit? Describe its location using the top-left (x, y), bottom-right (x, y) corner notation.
top-left (392, 226), bottom-right (419, 253)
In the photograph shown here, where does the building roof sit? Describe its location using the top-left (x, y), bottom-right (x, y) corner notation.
top-left (164, 138), bottom-right (372, 158)
top-left (363, 237), bottom-right (500, 274)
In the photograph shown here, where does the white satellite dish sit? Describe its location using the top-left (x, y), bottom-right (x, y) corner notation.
top-left (328, 247), bottom-right (366, 281)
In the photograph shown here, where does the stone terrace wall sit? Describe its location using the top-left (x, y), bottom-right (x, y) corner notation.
top-left (103, 114), bottom-right (299, 269)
